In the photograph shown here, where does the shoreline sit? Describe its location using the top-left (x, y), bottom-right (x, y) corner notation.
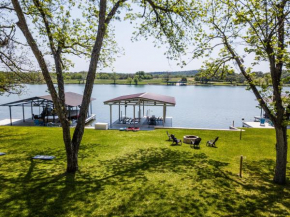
top-left (23, 82), bottom-right (250, 86)
top-left (22, 82), bottom-right (290, 87)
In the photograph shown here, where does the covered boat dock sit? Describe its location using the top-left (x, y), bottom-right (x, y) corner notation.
top-left (104, 92), bottom-right (176, 130)
top-left (0, 92), bottom-right (96, 126)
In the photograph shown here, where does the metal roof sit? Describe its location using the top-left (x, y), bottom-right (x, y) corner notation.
top-left (104, 92), bottom-right (176, 106)
top-left (0, 92), bottom-right (96, 107)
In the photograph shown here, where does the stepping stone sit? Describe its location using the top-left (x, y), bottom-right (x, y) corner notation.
top-left (32, 155), bottom-right (55, 160)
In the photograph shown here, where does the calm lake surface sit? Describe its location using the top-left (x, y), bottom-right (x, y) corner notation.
top-left (1, 84), bottom-right (285, 129)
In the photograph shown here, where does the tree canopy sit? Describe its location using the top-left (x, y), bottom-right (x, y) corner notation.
top-left (190, 0), bottom-right (290, 184)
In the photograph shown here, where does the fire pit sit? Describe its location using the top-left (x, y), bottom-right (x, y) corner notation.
top-left (183, 135), bottom-right (199, 144)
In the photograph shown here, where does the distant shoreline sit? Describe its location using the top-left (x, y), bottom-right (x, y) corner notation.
top-left (23, 80), bottom-right (290, 87)
top-left (26, 82), bottom-right (249, 86)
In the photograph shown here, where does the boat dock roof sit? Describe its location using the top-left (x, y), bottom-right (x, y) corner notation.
top-left (0, 92), bottom-right (96, 107)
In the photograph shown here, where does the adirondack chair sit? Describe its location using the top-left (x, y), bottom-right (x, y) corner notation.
top-left (190, 138), bottom-right (202, 149)
top-left (166, 131), bottom-right (172, 141)
top-left (260, 118), bottom-right (266, 126)
top-left (206, 137), bottom-right (219, 147)
top-left (171, 134), bottom-right (182, 146)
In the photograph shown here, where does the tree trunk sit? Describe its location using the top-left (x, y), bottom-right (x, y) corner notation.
top-left (61, 120), bottom-right (78, 173)
top-left (274, 125), bottom-right (288, 184)
top-left (66, 146), bottom-right (78, 173)
top-left (69, 0), bottom-right (109, 170)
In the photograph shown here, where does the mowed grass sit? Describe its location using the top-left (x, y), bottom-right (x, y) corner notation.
top-left (0, 127), bottom-right (289, 216)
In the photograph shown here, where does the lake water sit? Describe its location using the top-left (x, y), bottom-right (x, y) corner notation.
top-left (0, 84), bottom-right (281, 129)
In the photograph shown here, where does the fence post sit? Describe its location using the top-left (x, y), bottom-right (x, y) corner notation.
top-left (239, 155), bottom-right (243, 178)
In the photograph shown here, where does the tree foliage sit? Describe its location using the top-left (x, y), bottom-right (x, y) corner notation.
top-left (191, 0), bottom-right (290, 184)
top-left (0, 1), bottom-right (41, 94)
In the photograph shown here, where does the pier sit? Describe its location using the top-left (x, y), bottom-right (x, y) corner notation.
top-left (0, 92), bottom-right (96, 127)
top-left (104, 92), bottom-right (176, 130)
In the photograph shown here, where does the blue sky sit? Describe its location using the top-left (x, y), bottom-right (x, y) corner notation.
top-left (71, 18), bottom-right (203, 73)
top-left (70, 16), bottom-right (269, 74)
top-left (9, 3), bottom-right (270, 74)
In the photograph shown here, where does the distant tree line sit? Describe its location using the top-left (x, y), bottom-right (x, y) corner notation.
top-left (1, 70), bottom-right (289, 86)
top-left (194, 71), bottom-right (247, 84)
top-left (194, 71), bottom-right (290, 85)
top-left (96, 71), bottom-right (153, 80)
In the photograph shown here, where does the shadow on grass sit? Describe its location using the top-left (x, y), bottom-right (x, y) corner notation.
top-left (0, 147), bottom-right (289, 216)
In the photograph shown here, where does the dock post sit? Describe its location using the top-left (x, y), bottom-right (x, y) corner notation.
top-left (133, 105), bottom-right (135, 127)
top-left (31, 102), bottom-right (33, 119)
top-left (125, 102), bottom-right (127, 118)
top-left (163, 104), bottom-right (165, 126)
top-left (138, 100), bottom-right (141, 125)
top-left (165, 105), bottom-right (166, 123)
top-left (119, 102), bottom-right (120, 122)
top-left (9, 106), bottom-right (12, 126)
top-left (110, 105), bottom-right (112, 128)
top-left (22, 104), bottom-right (25, 122)
top-left (90, 102), bottom-right (93, 115)
top-left (143, 101), bottom-right (144, 117)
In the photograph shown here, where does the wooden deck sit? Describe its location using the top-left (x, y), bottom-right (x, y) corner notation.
top-left (0, 114), bottom-right (96, 127)
top-left (0, 119), bottom-right (21, 126)
top-left (243, 121), bottom-right (274, 129)
top-left (0, 118), bottom-right (37, 126)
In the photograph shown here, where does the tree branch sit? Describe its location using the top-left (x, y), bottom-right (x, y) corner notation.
top-left (32, 0), bottom-right (56, 55)
top-left (11, 0), bottom-right (65, 121)
top-left (32, 0), bottom-right (66, 104)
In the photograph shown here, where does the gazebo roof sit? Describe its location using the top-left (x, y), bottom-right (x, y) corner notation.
top-left (104, 92), bottom-right (176, 106)
top-left (0, 92), bottom-right (96, 107)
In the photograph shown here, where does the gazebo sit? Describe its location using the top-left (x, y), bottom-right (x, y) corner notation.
top-left (0, 92), bottom-right (96, 126)
top-left (104, 92), bottom-right (176, 128)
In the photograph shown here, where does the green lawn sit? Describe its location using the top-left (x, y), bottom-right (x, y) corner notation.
top-left (0, 127), bottom-right (289, 216)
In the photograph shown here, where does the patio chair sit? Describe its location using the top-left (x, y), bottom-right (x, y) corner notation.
top-left (190, 138), bottom-right (202, 149)
top-left (171, 135), bottom-right (182, 146)
top-left (206, 137), bottom-right (219, 147)
top-left (126, 118), bottom-right (132, 124)
top-left (34, 119), bottom-right (44, 126)
top-left (166, 131), bottom-right (172, 141)
top-left (260, 118), bottom-right (266, 126)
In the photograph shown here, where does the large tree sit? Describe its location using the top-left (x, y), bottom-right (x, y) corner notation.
top-left (9, 0), bottom-right (193, 172)
top-left (192, 0), bottom-right (290, 184)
